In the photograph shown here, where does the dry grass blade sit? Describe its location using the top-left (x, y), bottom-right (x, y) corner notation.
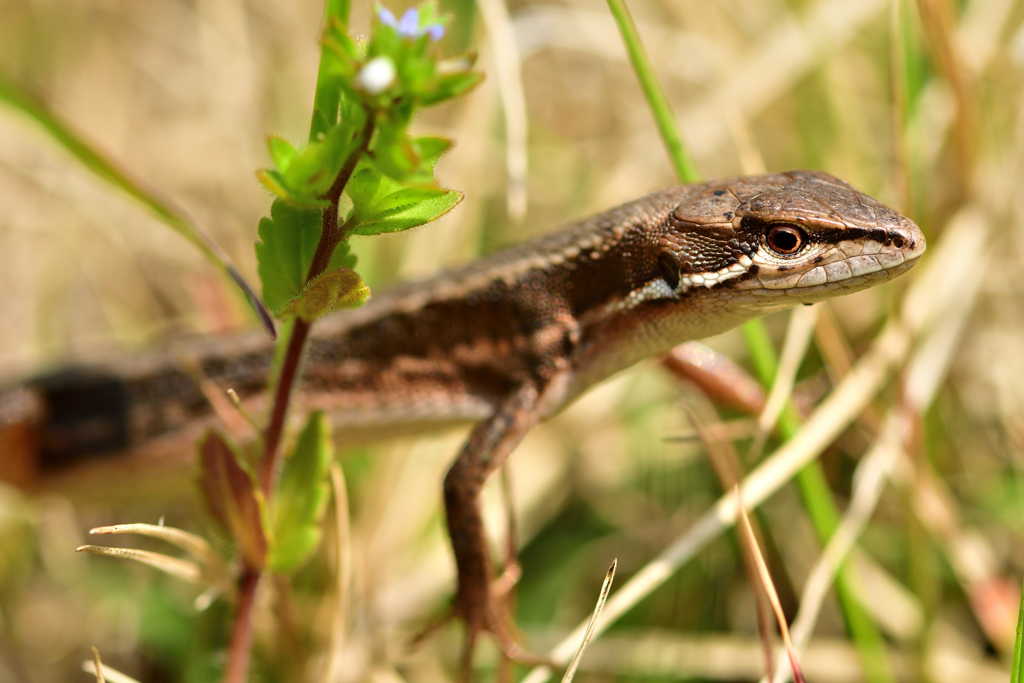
top-left (87, 523), bottom-right (218, 566)
top-left (684, 401), bottom-right (774, 674)
top-left (82, 653), bottom-right (142, 683)
top-left (321, 462), bottom-right (353, 683)
top-left (75, 545), bottom-right (202, 583)
top-left (736, 488), bottom-right (805, 683)
top-left (561, 559), bottom-right (617, 683)
top-left (765, 204), bottom-right (990, 681)
top-left (90, 647), bottom-right (105, 683)
top-left (475, 0), bottom-right (528, 219)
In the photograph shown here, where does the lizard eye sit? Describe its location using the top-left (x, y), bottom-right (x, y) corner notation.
top-left (765, 224), bottom-right (805, 256)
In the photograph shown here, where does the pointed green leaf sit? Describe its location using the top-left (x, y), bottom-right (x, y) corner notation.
top-left (313, 15), bottom-right (360, 141)
top-left (285, 123), bottom-right (361, 199)
top-left (373, 121), bottom-right (422, 181)
top-left (267, 135), bottom-right (298, 171)
top-left (276, 268), bottom-right (370, 321)
top-left (421, 69), bottom-right (485, 106)
top-left (256, 168), bottom-right (292, 201)
top-left (351, 188), bottom-right (462, 235)
top-left (269, 412), bottom-right (334, 574)
top-left (197, 430), bottom-right (267, 568)
top-left (365, 186), bottom-right (450, 217)
top-left (415, 135), bottom-right (453, 163)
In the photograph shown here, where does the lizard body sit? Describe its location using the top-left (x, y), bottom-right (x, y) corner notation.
top-left (0, 170), bottom-right (924, 667)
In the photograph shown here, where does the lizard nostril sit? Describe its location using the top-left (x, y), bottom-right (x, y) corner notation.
top-left (892, 235), bottom-right (905, 249)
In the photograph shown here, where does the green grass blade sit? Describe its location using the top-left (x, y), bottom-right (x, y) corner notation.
top-left (0, 74), bottom-right (275, 337)
top-left (605, 0), bottom-right (700, 184)
top-left (326, 0), bottom-right (350, 26)
top-left (309, 0), bottom-right (352, 141)
top-left (1012, 575), bottom-right (1024, 683)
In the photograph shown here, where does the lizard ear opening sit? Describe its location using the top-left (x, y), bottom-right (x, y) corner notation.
top-left (658, 252), bottom-right (681, 290)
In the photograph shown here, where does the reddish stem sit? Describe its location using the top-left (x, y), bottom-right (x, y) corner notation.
top-left (225, 114), bottom-right (375, 682)
top-left (223, 566), bottom-right (261, 683)
top-left (257, 114), bottom-right (375, 495)
top-left (257, 319), bottom-right (312, 494)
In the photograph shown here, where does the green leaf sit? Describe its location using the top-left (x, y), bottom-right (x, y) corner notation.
top-left (285, 125), bottom-right (358, 200)
top-left (346, 134), bottom-right (451, 216)
top-left (267, 135), bottom-right (298, 171)
top-left (351, 187), bottom-right (462, 235)
top-left (197, 430), bottom-right (267, 568)
top-left (255, 200), bottom-right (323, 313)
top-left (325, 0), bottom-right (351, 28)
top-left (327, 238), bottom-right (358, 271)
top-left (313, 16), bottom-right (360, 141)
top-left (256, 168), bottom-right (292, 201)
top-left (276, 268), bottom-right (370, 321)
top-left (346, 136), bottom-right (461, 236)
top-left (414, 135), bottom-right (453, 161)
top-left (421, 68), bottom-right (484, 106)
top-left (372, 121), bottom-right (421, 181)
top-left (255, 200), bottom-right (360, 317)
top-left (269, 412), bottom-right (334, 574)
top-left (261, 118), bottom-right (364, 208)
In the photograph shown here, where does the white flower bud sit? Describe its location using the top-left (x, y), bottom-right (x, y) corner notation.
top-left (356, 56), bottom-right (396, 95)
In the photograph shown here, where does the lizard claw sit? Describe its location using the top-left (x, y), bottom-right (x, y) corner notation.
top-left (410, 568), bottom-right (550, 682)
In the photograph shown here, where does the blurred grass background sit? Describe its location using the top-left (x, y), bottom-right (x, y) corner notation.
top-left (1, 0), bottom-right (1024, 681)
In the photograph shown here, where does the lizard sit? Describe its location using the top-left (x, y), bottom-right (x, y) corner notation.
top-left (0, 169), bottom-right (925, 672)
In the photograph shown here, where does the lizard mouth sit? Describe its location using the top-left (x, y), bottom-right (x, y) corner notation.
top-left (748, 220), bottom-right (926, 293)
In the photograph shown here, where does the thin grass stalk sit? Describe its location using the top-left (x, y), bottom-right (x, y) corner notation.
top-left (604, 0), bottom-right (698, 184)
top-left (889, 0), bottom-right (914, 216)
top-left (1012, 576), bottom-right (1024, 683)
top-left (475, 0), bottom-right (528, 219)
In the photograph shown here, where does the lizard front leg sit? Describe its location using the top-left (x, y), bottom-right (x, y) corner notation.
top-left (443, 379), bottom-right (553, 678)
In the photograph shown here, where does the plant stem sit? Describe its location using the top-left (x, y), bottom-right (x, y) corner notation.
top-left (257, 115), bottom-right (375, 495)
top-left (223, 566), bottom-right (261, 683)
top-left (224, 114), bottom-right (375, 683)
top-left (258, 320), bottom-right (311, 494)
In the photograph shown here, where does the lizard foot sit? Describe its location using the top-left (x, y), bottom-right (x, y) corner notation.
top-left (411, 565), bottom-right (552, 682)
top-left (453, 567), bottom-right (555, 681)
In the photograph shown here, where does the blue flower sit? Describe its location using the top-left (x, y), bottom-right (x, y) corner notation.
top-left (377, 5), bottom-right (445, 41)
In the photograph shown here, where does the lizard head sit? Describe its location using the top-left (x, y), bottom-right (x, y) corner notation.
top-left (657, 170), bottom-right (925, 312)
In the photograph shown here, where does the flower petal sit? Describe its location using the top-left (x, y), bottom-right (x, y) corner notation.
top-left (397, 8), bottom-right (420, 36)
top-left (377, 6), bottom-right (397, 27)
top-left (427, 23), bottom-right (445, 41)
